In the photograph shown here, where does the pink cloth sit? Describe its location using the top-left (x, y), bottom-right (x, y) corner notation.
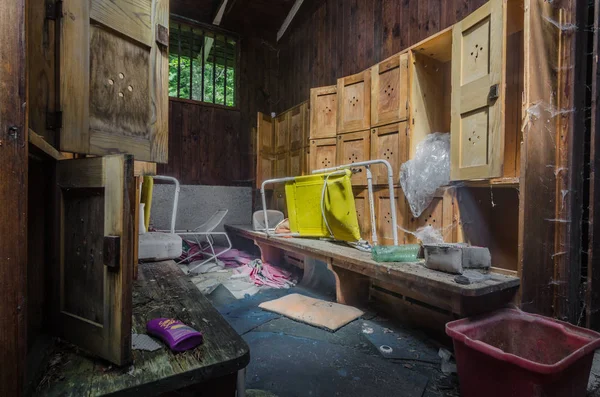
top-left (234, 259), bottom-right (295, 289)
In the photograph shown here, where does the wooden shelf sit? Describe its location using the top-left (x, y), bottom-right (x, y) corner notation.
top-left (460, 177), bottom-right (520, 188)
top-left (28, 129), bottom-right (65, 161)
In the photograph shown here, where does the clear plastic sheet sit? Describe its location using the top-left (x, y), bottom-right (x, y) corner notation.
top-left (400, 133), bottom-right (451, 218)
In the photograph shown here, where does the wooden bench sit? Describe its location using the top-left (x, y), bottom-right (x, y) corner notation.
top-left (32, 261), bottom-right (249, 397)
top-left (226, 224), bottom-right (520, 318)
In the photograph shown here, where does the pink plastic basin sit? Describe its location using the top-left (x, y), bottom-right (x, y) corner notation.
top-left (446, 308), bottom-right (600, 397)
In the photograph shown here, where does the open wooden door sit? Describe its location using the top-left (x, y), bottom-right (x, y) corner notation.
top-left (52, 155), bottom-right (135, 365)
top-left (59, 0), bottom-right (169, 163)
top-left (450, 0), bottom-right (506, 180)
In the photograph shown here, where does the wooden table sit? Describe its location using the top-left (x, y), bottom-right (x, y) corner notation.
top-left (33, 261), bottom-right (250, 397)
top-left (226, 224), bottom-right (520, 317)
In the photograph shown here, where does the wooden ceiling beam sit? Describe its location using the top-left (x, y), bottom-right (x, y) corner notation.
top-left (277, 0), bottom-right (305, 41)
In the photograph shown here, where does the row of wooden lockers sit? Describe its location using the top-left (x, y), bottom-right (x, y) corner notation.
top-left (258, 1), bottom-right (523, 187)
top-left (310, 52), bottom-right (409, 140)
top-left (267, 185), bottom-right (462, 247)
top-left (256, 52), bottom-right (409, 159)
top-left (257, 120), bottom-right (409, 187)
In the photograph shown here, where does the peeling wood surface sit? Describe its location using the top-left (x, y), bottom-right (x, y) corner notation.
top-left (35, 261), bottom-right (249, 397)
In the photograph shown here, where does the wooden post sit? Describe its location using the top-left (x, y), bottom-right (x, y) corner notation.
top-left (587, 0), bottom-right (600, 330)
top-left (520, 0), bottom-right (588, 322)
top-left (0, 0), bottom-right (28, 394)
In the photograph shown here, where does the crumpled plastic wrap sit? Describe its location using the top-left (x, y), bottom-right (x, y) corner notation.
top-left (400, 132), bottom-right (451, 218)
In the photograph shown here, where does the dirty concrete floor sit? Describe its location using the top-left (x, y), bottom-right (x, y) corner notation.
top-left (207, 283), bottom-right (459, 397)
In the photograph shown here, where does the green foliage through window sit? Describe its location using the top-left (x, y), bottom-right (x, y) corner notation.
top-left (169, 19), bottom-right (237, 107)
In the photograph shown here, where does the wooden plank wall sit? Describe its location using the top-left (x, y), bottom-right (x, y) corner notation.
top-left (158, 36), bottom-right (278, 186)
top-left (0, 0), bottom-right (28, 395)
top-left (276, 0), bottom-right (487, 112)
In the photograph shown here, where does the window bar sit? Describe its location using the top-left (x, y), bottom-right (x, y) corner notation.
top-left (177, 23), bottom-right (182, 98)
top-left (233, 40), bottom-right (238, 107)
top-left (224, 42), bottom-right (228, 106)
top-left (201, 30), bottom-right (205, 102)
top-left (189, 27), bottom-right (194, 100)
top-left (212, 33), bottom-right (216, 104)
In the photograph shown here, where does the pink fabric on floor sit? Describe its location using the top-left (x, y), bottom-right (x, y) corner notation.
top-left (234, 259), bottom-right (295, 289)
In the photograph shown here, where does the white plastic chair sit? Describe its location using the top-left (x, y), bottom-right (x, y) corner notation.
top-left (175, 209), bottom-right (232, 273)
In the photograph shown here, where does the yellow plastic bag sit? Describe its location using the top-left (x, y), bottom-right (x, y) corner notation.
top-left (285, 170), bottom-right (361, 242)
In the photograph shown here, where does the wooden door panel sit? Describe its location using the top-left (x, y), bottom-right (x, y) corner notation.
top-left (371, 53), bottom-right (409, 127)
top-left (451, 0), bottom-right (505, 180)
top-left (337, 71), bottom-right (371, 133)
top-left (90, 0), bottom-right (153, 47)
top-left (53, 155), bottom-right (134, 365)
top-left (258, 112), bottom-right (274, 153)
top-left (309, 138), bottom-right (336, 173)
top-left (60, 0), bottom-right (168, 163)
top-left (310, 86), bottom-right (337, 139)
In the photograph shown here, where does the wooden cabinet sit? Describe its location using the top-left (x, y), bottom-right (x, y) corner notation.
top-left (450, 0), bottom-right (523, 181)
top-left (258, 112), bottom-right (275, 154)
top-left (409, 28), bottom-right (453, 158)
top-left (274, 113), bottom-right (290, 153)
top-left (257, 152), bottom-right (275, 189)
top-left (406, 188), bottom-right (459, 244)
top-left (309, 138), bottom-right (337, 174)
top-left (289, 102), bottom-right (308, 151)
top-left (289, 148), bottom-right (305, 177)
top-left (353, 188), bottom-right (372, 243)
top-left (275, 152), bottom-right (288, 179)
top-left (59, 0), bottom-right (169, 163)
top-left (370, 122), bottom-right (409, 185)
top-left (310, 85), bottom-right (337, 139)
top-left (371, 53), bottom-right (409, 127)
top-left (270, 187), bottom-right (288, 217)
top-left (336, 130), bottom-right (370, 185)
top-left (374, 188), bottom-right (409, 246)
top-left (337, 70), bottom-right (371, 134)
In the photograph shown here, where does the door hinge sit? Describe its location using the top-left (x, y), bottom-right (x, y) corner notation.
top-left (45, 0), bottom-right (63, 21)
top-left (46, 111), bottom-right (63, 130)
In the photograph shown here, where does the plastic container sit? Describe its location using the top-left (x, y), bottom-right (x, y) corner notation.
top-left (285, 170), bottom-right (361, 242)
top-left (446, 308), bottom-right (600, 397)
top-left (371, 244), bottom-right (420, 262)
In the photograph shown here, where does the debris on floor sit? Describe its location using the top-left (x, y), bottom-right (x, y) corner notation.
top-left (131, 333), bottom-right (163, 352)
top-left (177, 245), bottom-right (297, 298)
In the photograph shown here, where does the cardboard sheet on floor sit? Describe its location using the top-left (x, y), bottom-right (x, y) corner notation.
top-left (258, 293), bottom-right (363, 331)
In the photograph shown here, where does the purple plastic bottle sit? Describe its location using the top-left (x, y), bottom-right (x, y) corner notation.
top-left (146, 318), bottom-right (203, 352)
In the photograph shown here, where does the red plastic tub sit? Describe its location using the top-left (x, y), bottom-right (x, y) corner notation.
top-left (446, 308), bottom-right (600, 397)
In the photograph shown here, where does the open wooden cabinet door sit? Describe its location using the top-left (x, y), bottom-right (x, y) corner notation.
top-left (52, 155), bottom-right (135, 366)
top-left (59, 0), bottom-right (169, 163)
top-left (450, 0), bottom-right (506, 180)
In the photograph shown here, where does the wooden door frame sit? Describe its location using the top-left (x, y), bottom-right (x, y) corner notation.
top-left (0, 0), bottom-right (28, 394)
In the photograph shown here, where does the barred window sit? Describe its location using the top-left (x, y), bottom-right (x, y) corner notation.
top-left (169, 17), bottom-right (238, 107)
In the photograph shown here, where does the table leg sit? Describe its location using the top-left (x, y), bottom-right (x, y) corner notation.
top-left (255, 240), bottom-right (284, 265)
top-left (327, 262), bottom-right (371, 307)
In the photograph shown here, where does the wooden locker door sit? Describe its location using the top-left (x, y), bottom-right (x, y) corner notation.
top-left (336, 130), bottom-right (370, 185)
top-left (52, 155), bottom-right (134, 365)
top-left (289, 105), bottom-right (305, 151)
top-left (310, 86), bottom-right (337, 139)
top-left (275, 113), bottom-right (290, 153)
top-left (337, 70), bottom-right (371, 133)
top-left (371, 53), bottom-right (409, 127)
top-left (258, 112), bottom-right (274, 153)
top-left (450, 0), bottom-right (506, 180)
top-left (59, 0), bottom-right (169, 163)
